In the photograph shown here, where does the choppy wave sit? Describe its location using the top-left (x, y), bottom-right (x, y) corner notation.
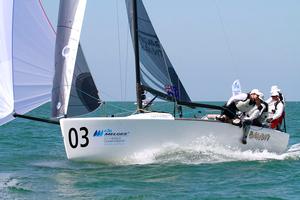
top-left (121, 139), bottom-right (300, 165)
top-left (0, 173), bottom-right (32, 194)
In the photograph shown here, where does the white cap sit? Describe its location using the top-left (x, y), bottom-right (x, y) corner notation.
top-left (258, 92), bottom-right (264, 101)
top-left (271, 91), bottom-right (279, 97)
top-left (270, 85), bottom-right (281, 93)
top-left (250, 89), bottom-right (260, 95)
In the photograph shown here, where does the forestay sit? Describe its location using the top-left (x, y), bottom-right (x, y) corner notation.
top-left (125, 0), bottom-right (191, 102)
top-left (0, 0), bottom-right (55, 126)
top-left (52, 0), bottom-right (101, 118)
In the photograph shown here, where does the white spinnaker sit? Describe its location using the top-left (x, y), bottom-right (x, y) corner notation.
top-left (0, 0), bottom-right (14, 124)
top-left (0, 0), bottom-right (55, 126)
top-left (52, 0), bottom-right (87, 118)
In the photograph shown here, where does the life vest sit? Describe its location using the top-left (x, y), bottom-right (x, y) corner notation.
top-left (270, 100), bottom-right (284, 129)
top-left (236, 93), bottom-right (255, 113)
top-left (244, 101), bottom-right (268, 125)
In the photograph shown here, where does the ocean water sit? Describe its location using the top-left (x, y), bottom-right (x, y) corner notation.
top-left (0, 102), bottom-right (300, 199)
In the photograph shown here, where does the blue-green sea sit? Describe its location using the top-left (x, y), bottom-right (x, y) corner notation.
top-left (1, 102), bottom-right (300, 199)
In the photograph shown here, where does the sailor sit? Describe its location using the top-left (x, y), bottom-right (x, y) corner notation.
top-left (242, 92), bottom-right (268, 126)
top-left (218, 89), bottom-right (260, 122)
top-left (241, 91), bottom-right (268, 144)
top-left (266, 85), bottom-right (285, 104)
top-left (267, 90), bottom-right (285, 130)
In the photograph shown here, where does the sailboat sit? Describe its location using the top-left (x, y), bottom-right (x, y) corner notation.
top-left (0, 0), bottom-right (289, 163)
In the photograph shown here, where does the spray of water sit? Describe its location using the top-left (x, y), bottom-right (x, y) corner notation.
top-left (121, 136), bottom-right (300, 165)
top-left (0, 173), bottom-right (32, 193)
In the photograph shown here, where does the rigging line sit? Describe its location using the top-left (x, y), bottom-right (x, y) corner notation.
top-left (99, 89), bottom-right (122, 101)
top-left (112, 109), bottom-right (135, 117)
top-left (158, 41), bottom-right (181, 103)
top-left (159, 42), bottom-right (177, 104)
top-left (111, 101), bottom-right (177, 117)
top-left (70, 87), bottom-right (100, 100)
top-left (75, 44), bottom-right (87, 74)
top-left (52, 84), bottom-right (100, 101)
top-left (160, 43), bottom-right (173, 88)
top-left (214, 0), bottom-right (239, 76)
top-left (116, 0), bottom-right (123, 101)
top-left (103, 102), bottom-right (134, 113)
top-left (13, 56), bottom-right (53, 73)
top-left (124, 20), bottom-right (130, 101)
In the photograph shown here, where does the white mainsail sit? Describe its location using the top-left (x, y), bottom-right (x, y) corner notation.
top-left (0, 0), bottom-right (56, 126)
top-left (52, 0), bottom-right (101, 118)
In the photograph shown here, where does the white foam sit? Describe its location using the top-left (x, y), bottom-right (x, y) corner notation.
top-left (120, 137), bottom-right (300, 165)
top-left (31, 160), bottom-right (69, 169)
top-left (0, 173), bottom-right (19, 190)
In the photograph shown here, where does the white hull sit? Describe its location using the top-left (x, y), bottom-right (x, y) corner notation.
top-left (59, 112), bottom-right (289, 163)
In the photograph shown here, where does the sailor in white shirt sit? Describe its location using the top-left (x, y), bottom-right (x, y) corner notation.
top-left (218, 89), bottom-right (260, 122)
top-left (267, 90), bottom-right (285, 130)
top-left (241, 91), bottom-right (268, 144)
top-left (266, 85), bottom-right (285, 104)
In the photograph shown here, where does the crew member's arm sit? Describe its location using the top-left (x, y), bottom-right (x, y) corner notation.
top-left (226, 93), bottom-right (248, 106)
top-left (258, 104), bottom-right (267, 116)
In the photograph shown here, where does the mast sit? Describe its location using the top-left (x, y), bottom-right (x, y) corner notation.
top-left (132, 0), bottom-right (143, 110)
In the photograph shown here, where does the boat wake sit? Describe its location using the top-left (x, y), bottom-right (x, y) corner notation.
top-left (0, 173), bottom-right (32, 194)
top-left (122, 138), bottom-right (300, 165)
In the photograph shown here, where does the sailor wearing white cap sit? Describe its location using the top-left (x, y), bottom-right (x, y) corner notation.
top-left (217, 89), bottom-right (260, 122)
top-left (243, 92), bottom-right (268, 124)
top-left (267, 90), bottom-right (285, 130)
top-left (266, 85), bottom-right (285, 104)
top-left (241, 91), bottom-right (268, 144)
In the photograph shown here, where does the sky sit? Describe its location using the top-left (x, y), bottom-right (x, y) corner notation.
top-left (42, 0), bottom-right (300, 101)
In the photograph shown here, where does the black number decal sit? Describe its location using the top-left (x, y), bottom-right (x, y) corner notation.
top-left (68, 128), bottom-right (78, 148)
top-left (80, 127), bottom-right (89, 147)
top-left (68, 127), bottom-right (89, 148)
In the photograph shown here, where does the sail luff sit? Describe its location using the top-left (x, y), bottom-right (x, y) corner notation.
top-left (52, 0), bottom-right (87, 118)
top-left (132, 0), bottom-right (143, 110)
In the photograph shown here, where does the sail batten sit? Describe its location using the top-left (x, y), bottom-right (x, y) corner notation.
top-left (126, 0), bottom-right (191, 103)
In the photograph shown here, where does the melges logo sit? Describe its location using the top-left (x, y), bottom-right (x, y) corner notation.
top-left (93, 129), bottom-right (129, 137)
top-left (93, 129), bottom-right (105, 137)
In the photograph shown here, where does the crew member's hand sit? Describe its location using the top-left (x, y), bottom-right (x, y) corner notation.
top-left (266, 118), bottom-right (273, 123)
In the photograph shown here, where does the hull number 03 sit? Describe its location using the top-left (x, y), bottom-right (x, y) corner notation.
top-left (68, 127), bottom-right (89, 148)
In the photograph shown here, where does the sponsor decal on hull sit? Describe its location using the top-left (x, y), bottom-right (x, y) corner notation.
top-left (93, 128), bottom-right (130, 145)
top-left (248, 131), bottom-right (270, 142)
